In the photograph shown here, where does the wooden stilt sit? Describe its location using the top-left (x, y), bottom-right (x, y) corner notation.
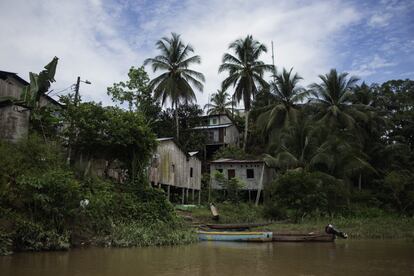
top-left (255, 164), bottom-right (265, 206)
top-left (181, 188), bottom-right (185, 204)
top-left (167, 185), bottom-right (170, 201)
top-left (192, 189), bottom-right (195, 203)
top-left (198, 190), bottom-right (201, 205)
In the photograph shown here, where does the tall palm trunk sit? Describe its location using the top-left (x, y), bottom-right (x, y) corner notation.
top-left (175, 101), bottom-right (179, 140)
top-left (243, 110), bottom-right (249, 151)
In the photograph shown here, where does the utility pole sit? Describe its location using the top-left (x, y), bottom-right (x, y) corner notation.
top-left (74, 76), bottom-right (80, 106)
top-left (66, 76), bottom-right (91, 165)
top-left (271, 41), bottom-right (276, 82)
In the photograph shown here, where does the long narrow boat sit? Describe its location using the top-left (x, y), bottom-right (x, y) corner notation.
top-left (197, 231), bottom-right (273, 242)
top-left (272, 233), bottom-right (335, 242)
top-left (205, 222), bottom-right (271, 230)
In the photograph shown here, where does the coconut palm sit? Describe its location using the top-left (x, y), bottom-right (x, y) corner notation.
top-left (144, 32), bottom-right (205, 139)
top-left (204, 89), bottom-right (235, 116)
top-left (264, 118), bottom-right (331, 171)
top-left (219, 35), bottom-right (273, 150)
top-left (309, 69), bottom-right (366, 130)
top-left (256, 68), bottom-right (308, 135)
top-left (264, 118), bottom-right (375, 180)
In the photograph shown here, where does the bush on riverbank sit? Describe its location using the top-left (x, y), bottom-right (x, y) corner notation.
top-left (263, 171), bottom-right (349, 221)
top-left (107, 221), bottom-right (197, 247)
top-left (0, 136), bottom-right (195, 255)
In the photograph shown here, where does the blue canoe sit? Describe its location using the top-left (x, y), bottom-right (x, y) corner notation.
top-left (197, 231), bottom-right (273, 242)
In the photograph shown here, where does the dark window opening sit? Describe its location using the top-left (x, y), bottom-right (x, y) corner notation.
top-left (228, 169), bottom-right (235, 179)
top-left (190, 167), bottom-right (193, 177)
top-left (247, 169), bottom-right (254, 179)
top-left (217, 169), bottom-right (223, 173)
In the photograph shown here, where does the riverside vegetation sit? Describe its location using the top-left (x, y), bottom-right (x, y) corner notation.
top-left (1, 33), bottom-right (414, 255)
top-left (0, 135), bottom-right (196, 256)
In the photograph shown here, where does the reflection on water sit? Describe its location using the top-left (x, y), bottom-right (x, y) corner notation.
top-left (1, 240), bottom-right (413, 276)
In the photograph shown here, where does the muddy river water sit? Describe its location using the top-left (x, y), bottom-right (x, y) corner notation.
top-left (1, 240), bottom-right (413, 275)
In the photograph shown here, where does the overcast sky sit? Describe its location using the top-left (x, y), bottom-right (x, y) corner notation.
top-left (0, 0), bottom-right (413, 108)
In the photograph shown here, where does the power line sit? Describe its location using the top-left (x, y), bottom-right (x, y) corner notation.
top-left (48, 84), bottom-right (75, 97)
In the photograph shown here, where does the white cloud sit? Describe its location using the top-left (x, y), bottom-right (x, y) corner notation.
top-left (0, 0), bottom-right (361, 108)
top-left (368, 13), bottom-right (392, 27)
top-left (0, 0), bottom-right (137, 105)
top-left (350, 55), bottom-right (396, 77)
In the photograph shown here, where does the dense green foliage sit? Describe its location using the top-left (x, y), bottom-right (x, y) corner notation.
top-left (264, 171), bottom-right (348, 221)
top-left (0, 127), bottom-right (192, 255)
top-left (253, 77), bottom-right (414, 219)
top-left (60, 97), bottom-right (157, 181)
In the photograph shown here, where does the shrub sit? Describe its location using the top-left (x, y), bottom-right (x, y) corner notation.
top-left (14, 170), bottom-right (81, 232)
top-left (264, 171), bottom-right (349, 221)
top-left (0, 230), bottom-right (12, 255)
top-left (109, 221), bottom-right (196, 247)
top-left (213, 172), bottom-right (245, 203)
top-left (12, 219), bottom-right (69, 251)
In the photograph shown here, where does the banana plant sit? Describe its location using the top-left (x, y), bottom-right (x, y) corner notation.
top-left (21, 57), bottom-right (59, 108)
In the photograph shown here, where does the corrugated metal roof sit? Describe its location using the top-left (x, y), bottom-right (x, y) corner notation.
top-left (0, 70), bottom-right (29, 86)
top-left (156, 137), bottom-right (174, 141)
top-left (211, 158), bottom-right (264, 163)
top-left (188, 151), bottom-right (199, 156)
top-left (192, 123), bottom-right (233, 130)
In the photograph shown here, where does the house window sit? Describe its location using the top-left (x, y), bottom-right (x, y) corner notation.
top-left (208, 131), bottom-right (215, 141)
top-left (228, 169), bottom-right (235, 179)
top-left (190, 167), bottom-right (193, 177)
top-left (212, 118), bottom-right (217, 125)
top-left (217, 169), bottom-right (223, 173)
top-left (247, 169), bottom-right (254, 179)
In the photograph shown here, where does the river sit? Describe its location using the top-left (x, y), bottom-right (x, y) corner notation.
top-left (1, 240), bottom-right (413, 275)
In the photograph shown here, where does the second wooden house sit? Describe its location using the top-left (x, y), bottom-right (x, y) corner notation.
top-left (149, 137), bottom-right (202, 204)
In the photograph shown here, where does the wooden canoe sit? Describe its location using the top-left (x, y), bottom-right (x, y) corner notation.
top-left (197, 231), bottom-right (273, 242)
top-left (205, 222), bottom-right (271, 230)
top-left (272, 233), bottom-right (335, 242)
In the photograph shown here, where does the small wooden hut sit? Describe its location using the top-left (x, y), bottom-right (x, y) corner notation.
top-left (210, 158), bottom-right (275, 205)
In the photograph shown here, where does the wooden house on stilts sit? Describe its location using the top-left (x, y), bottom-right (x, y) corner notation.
top-left (149, 138), bottom-right (202, 204)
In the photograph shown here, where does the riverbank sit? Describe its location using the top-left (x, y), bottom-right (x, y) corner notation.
top-left (188, 203), bottom-right (414, 240)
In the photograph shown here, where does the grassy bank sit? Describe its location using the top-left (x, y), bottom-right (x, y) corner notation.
top-left (188, 203), bottom-right (414, 240)
top-left (264, 217), bottom-right (414, 240)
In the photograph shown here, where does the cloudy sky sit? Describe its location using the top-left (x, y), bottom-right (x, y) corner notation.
top-left (0, 0), bottom-right (413, 108)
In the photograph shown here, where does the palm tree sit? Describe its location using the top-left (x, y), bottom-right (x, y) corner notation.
top-left (204, 89), bottom-right (235, 116)
top-left (256, 68), bottom-right (308, 135)
top-left (309, 69), bottom-right (366, 130)
top-left (219, 35), bottom-right (273, 150)
top-left (264, 118), bottom-right (375, 180)
top-left (264, 118), bottom-right (331, 171)
top-left (144, 32), bottom-right (205, 139)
